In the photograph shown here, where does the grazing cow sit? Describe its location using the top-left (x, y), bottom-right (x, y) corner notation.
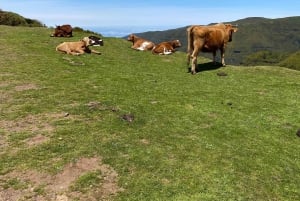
top-left (127, 34), bottom-right (155, 51)
top-left (187, 23), bottom-right (238, 74)
top-left (51, 24), bottom-right (73, 37)
top-left (88, 35), bottom-right (104, 46)
top-left (152, 40), bottom-right (181, 55)
top-left (56, 37), bottom-right (101, 55)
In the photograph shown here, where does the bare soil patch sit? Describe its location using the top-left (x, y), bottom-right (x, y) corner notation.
top-left (25, 134), bottom-right (50, 147)
top-left (14, 83), bottom-right (38, 91)
top-left (0, 157), bottom-right (124, 201)
top-left (0, 114), bottom-right (54, 134)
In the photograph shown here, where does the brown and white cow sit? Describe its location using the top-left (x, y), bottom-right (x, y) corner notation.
top-left (152, 40), bottom-right (181, 55)
top-left (187, 23), bottom-right (238, 74)
top-left (51, 24), bottom-right (73, 37)
top-left (56, 37), bottom-right (101, 55)
top-left (127, 34), bottom-right (155, 51)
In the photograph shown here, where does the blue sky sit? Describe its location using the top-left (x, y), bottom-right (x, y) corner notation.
top-left (1, 0), bottom-right (299, 28)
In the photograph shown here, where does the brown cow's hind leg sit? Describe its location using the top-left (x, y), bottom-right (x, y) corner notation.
top-left (191, 48), bottom-right (199, 75)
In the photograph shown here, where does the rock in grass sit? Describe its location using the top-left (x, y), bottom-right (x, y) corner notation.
top-left (296, 129), bottom-right (300, 137)
top-left (121, 114), bottom-right (134, 122)
top-left (217, 72), bottom-right (228, 76)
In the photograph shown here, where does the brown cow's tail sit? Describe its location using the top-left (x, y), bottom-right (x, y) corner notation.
top-left (186, 25), bottom-right (195, 66)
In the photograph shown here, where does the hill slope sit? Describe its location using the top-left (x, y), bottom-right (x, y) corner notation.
top-left (0, 9), bottom-right (43, 27)
top-left (134, 16), bottom-right (300, 65)
top-left (0, 25), bottom-right (300, 201)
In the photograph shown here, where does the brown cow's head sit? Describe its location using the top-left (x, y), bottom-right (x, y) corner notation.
top-left (127, 34), bottom-right (138, 42)
top-left (172, 40), bottom-right (181, 48)
top-left (51, 25), bottom-right (62, 37)
top-left (225, 24), bottom-right (238, 42)
top-left (81, 37), bottom-right (93, 46)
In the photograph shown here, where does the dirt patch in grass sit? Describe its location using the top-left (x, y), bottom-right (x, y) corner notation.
top-left (0, 112), bottom-right (73, 151)
top-left (0, 114), bottom-right (54, 134)
top-left (25, 134), bottom-right (50, 147)
top-left (0, 157), bottom-right (124, 201)
top-left (14, 83), bottom-right (38, 91)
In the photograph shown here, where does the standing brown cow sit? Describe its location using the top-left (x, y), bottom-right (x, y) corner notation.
top-left (51, 24), bottom-right (73, 37)
top-left (187, 23), bottom-right (238, 74)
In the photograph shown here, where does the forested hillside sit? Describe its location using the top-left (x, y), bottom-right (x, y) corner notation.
top-left (133, 16), bottom-right (300, 69)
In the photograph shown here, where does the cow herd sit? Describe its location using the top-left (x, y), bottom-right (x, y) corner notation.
top-left (52, 23), bottom-right (238, 74)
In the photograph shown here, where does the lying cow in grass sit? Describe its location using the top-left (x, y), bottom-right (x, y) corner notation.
top-left (152, 40), bottom-right (181, 55)
top-left (88, 35), bottom-right (104, 46)
top-left (56, 36), bottom-right (103, 55)
top-left (51, 24), bottom-right (73, 37)
top-left (127, 34), bottom-right (155, 51)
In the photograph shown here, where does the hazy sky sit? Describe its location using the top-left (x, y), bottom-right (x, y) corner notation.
top-left (1, 0), bottom-right (299, 28)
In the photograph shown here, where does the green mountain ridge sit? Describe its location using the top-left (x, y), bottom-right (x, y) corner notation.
top-left (132, 16), bottom-right (300, 67)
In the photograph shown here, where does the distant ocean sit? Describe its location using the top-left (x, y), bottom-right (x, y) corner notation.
top-left (82, 25), bottom-right (181, 38)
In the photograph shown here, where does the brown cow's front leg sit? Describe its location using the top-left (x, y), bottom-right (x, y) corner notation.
top-left (71, 49), bottom-right (85, 56)
top-left (220, 49), bottom-right (226, 66)
top-left (91, 49), bottom-right (101, 55)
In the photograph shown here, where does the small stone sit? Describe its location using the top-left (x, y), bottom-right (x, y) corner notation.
top-left (121, 114), bottom-right (134, 122)
top-left (217, 72), bottom-right (228, 76)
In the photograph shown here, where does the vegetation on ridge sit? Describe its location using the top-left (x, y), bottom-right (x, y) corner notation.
top-left (0, 9), bottom-right (43, 27)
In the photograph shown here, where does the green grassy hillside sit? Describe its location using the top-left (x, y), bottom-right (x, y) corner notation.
top-left (0, 25), bottom-right (300, 201)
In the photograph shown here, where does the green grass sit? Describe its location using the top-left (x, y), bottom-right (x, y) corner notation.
top-left (0, 25), bottom-right (300, 200)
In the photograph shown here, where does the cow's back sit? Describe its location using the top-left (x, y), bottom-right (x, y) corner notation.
top-left (52, 24), bottom-right (73, 37)
top-left (60, 25), bottom-right (72, 33)
top-left (190, 25), bottom-right (227, 51)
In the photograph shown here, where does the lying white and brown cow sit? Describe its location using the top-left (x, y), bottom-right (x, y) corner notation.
top-left (127, 34), bottom-right (155, 51)
top-left (152, 40), bottom-right (181, 55)
top-left (88, 35), bottom-right (104, 46)
top-left (56, 36), bottom-right (102, 55)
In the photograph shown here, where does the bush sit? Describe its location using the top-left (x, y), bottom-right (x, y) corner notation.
top-left (0, 10), bottom-right (43, 27)
top-left (279, 51), bottom-right (300, 71)
top-left (73, 26), bottom-right (103, 37)
top-left (242, 50), bottom-right (287, 66)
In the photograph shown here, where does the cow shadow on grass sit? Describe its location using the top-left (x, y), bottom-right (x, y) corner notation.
top-left (187, 62), bottom-right (223, 74)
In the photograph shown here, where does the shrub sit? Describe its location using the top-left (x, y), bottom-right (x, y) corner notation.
top-left (0, 10), bottom-right (43, 27)
top-left (279, 51), bottom-right (300, 71)
top-left (242, 50), bottom-right (287, 66)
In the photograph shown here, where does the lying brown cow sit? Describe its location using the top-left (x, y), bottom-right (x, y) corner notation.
top-left (56, 37), bottom-right (101, 55)
top-left (51, 24), bottom-right (73, 37)
top-left (152, 40), bottom-right (181, 55)
top-left (187, 23), bottom-right (238, 74)
top-left (127, 34), bottom-right (155, 51)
